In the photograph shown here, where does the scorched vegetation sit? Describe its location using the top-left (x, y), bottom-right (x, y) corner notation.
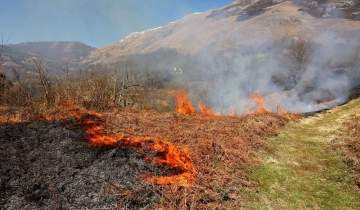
top-left (0, 65), bottom-right (296, 209)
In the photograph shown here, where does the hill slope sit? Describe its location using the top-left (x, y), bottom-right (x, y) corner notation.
top-left (1, 42), bottom-right (95, 79)
top-left (85, 1), bottom-right (360, 114)
top-left (86, 1), bottom-right (360, 63)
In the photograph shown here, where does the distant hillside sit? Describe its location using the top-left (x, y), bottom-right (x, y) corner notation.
top-left (231, 0), bottom-right (360, 20)
top-left (0, 41), bottom-right (95, 79)
top-left (85, 0), bottom-right (360, 65)
top-left (84, 0), bottom-right (360, 113)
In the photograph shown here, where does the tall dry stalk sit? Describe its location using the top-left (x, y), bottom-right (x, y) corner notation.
top-left (32, 58), bottom-right (53, 105)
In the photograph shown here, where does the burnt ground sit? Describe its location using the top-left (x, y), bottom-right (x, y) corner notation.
top-left (0, 108), bottom-right (292, 209)
top-left (0, 120), bottom-right (159, 210)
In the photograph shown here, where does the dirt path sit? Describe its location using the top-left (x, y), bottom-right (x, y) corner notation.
top-left (247, 99), bottom-right (360, 209)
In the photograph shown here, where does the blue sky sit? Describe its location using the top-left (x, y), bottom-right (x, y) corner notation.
top-left (0, 0), bottom-right (232, 47)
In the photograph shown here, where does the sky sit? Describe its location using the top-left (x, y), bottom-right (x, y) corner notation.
top-left (0, 0), bottom-right (232, 47)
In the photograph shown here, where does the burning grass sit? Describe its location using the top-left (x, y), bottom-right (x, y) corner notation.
top-left (89, 109), bottom-right (294, 208)
top-left (175, 90), bottom-right (195, 115)
top-left (0, 103), bottom-right (195, 186)
top-left (72, 108), bottom-right (195, 186)
top-left (0, 98), bottom-right (296, 209)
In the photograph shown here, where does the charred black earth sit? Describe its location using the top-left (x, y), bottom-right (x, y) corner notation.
top-left (0, 120), bottom-right (158, 210)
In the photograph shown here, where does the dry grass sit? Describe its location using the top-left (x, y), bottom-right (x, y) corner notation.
top-left (344, 115), bottom-right (360, 158)
top-left (247, 98), bottom-right (360, 209)
top-left (0, 64), bottom-right (296, 208)
top-left (342, 115), bottom-right (360, 178)
top-left (108, 111), bottom-right (291, 209)
top-left (0, 103), bottom-right (293, 209)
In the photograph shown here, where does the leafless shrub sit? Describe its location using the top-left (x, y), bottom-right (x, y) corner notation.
top-left (31, 58), bottom-right (54, 105)
top-left (0, 62), bottom-right (175, 113)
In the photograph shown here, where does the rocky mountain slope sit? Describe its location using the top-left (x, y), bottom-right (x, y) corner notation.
top-left (85, 0), bottom-right (360, 64)
top-left (85, 0), bottom-right (360, 113)
top-left (1, 42), bottom-right (95, 79)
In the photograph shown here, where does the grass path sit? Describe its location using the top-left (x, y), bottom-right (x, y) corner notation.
top-left (247, 99), bottom-right (360, 209)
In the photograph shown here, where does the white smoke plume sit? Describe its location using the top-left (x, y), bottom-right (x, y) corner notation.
top-left (189, 30), bottom-right (360, 114)
top-left (88, 0), bottom-right (360, 114)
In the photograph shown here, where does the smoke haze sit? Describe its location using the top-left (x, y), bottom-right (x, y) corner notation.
top-left (85, 1), bottom-right (360, 114)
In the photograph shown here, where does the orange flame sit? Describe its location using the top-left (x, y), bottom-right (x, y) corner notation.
top-left (1, 103), bottom-right (195, 186)
top-left (198, 102), bottom-right (216, 117)
top-left (176, 90), bottom-right (195, 115)
top-left (69, 108), bottom-right (195, 186)
top-left (250, 94), bottom-right (269, 114)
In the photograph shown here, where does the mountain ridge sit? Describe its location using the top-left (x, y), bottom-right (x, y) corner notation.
top-left (85, 0), bottom-right (360, 66)
top-left (1, 41), bottom-right (95, 79)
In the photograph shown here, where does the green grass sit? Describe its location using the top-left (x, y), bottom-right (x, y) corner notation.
top-left (246, 99), bottom-right (360, 210)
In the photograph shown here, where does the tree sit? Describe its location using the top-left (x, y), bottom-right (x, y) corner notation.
top-left (0, 33), bottom-right (6, 101)
top-left (32, 58), bottom-right (53, 105)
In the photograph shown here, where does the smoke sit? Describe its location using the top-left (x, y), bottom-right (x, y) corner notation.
top-left (116, 28), bottom-right (360, 114)
top-left (179, 29), bottom-right (360, 114)
top-left (284, 31), bottom-right (360, 112)
top-left (88, 0), bottom-right (360, 114)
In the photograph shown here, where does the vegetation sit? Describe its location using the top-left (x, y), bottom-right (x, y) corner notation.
top-left (1, 34), bottom-right (359, 209)
top-left (0, 58), bottom-right (301, 209)
top-left (0, 58), bottom-right (177, 113)
top-left (246, 98), bottom-right (360, 209)
top-left (340, 114), bottom-right (360, 185)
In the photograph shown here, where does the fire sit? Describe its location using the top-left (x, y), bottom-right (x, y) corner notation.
top-left (1, 103), bottom-right (195, 186)
top-left (175, 90), bottom-right (270, 116)
top-left (176, 90), bottom-right (195, 115)
top-left (175, 90), bottom-right (217, 117)
top-left (250, 94), bottom-right (269, 114)
top-left (69, 107), bottom-right (195, 186)
top-left (174, 90), bottom-right (288, 117)
top-left (198, 102), bottom-right (216, 117)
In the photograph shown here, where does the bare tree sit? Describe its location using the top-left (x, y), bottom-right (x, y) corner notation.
top-left (116, 63), bottom-right (143, 108)
top-left (0, 33), bottom-right (6, 102)
top-left (32, 58), bottom-right (53, 104)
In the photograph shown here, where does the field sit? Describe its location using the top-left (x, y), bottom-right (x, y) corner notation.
top-left (0, 98), bottom-right (294, 209)
top-left (1, 67), bottom-right (360, 209)
top-left (341, 114), bottom-right (360, 185)
top-left (246, 98), bottom-right (360, 209)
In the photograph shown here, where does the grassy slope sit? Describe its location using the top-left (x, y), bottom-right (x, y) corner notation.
top-left (246, 98), bottom-right (360, 209)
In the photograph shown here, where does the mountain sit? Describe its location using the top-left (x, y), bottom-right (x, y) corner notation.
top-left (85, 0), bottom-right (360, 113)
top-left (1, 41), bottom-right (95, 79)
top-left (85, 0), bottom-right (360, 64)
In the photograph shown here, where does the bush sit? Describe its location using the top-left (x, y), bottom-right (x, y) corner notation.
top-left (0, 62), bottom-right (175, 112)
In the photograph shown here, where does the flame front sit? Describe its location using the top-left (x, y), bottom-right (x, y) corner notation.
top-left (1, 100), bottom-right (195, 186)
top-left (175, 90), bottom-right (271, 116)
top-left (2, 103), bottom-right (195, 186)
top-left (198, 102), bottom-right (216, 117)
top-left (69, 108), bottom-right (195, 186)
top-left (250, 94), bottom-right (269, 114)
top-left (176, 90), bottom-right (195, 115)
